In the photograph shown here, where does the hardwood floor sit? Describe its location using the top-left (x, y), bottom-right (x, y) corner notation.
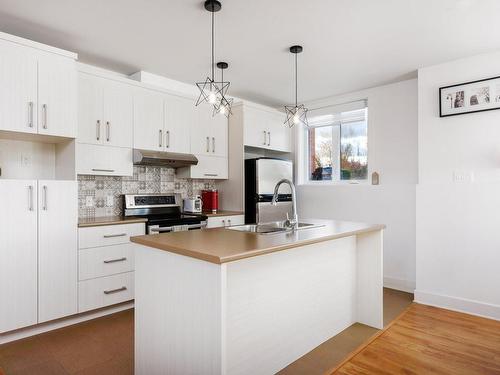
top-left (332, 303), bottom-right (500, 375)
top-left (5, 289), bottom-right (497, 375)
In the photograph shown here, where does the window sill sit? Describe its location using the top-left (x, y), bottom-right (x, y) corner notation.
top-left (298, 180), bottom-right (370, 187)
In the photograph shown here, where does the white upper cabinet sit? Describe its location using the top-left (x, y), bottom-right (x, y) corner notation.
top-left (38, 180), bottom-right (78, 323)
top-left (0, 36), bottom-right (77, 138)
top-left (242, 104), bottom-right (291, 152)
top-left (78, 73), bottom-right (133, 148)
top-left (0, 40), bottom-right (38, 134)
top-left (0, 180), bottom-right (38, 334)
top-left (103, 79), bottom-right (133, 148)
top-left (38, 55), bottom-right (77, 138)
top-left (133, 88), bottom-right (164, 151)
top-left (192, 104), bottom-right (228, 157)
top-left (164, 95), bottom-right (193, 154)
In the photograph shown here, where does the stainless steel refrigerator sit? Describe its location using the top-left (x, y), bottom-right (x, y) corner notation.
top-left (244, 158), bottom-right (293, 224)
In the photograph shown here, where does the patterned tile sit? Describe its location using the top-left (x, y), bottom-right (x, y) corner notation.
top-left (78, 166), bottom-right (216, 219)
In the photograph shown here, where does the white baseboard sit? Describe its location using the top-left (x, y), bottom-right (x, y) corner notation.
top-left (415, 290), bottom-right (500, 321)
top-left (0, 301), bottom-right (134, 344)
top-left (383, 276), bottom-right (415, 293)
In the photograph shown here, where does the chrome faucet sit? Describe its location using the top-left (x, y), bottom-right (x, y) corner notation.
top-left (271, 179), bottom-right (298, 229)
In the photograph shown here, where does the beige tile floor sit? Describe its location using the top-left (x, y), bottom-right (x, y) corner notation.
top-left (0, 288), bottom-right (413, 375)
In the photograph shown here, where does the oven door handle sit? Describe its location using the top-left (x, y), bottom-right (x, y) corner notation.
top-left (149, 222), bottom-right (207, 233)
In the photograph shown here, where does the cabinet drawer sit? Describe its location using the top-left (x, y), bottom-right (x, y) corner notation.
top-left (78, 272), bottom-right (134, 313)
top-left (207, 215), bottom-right (245, 228)
top-left (79, 243), bottom-right (135, 281)
top-left (78, 223), bottom-right (144, 249)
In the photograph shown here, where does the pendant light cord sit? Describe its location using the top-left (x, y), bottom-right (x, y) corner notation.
top-left (211, 9), bottom-right (215, 82)
top-left (295, 52), bottom-right (298, 107)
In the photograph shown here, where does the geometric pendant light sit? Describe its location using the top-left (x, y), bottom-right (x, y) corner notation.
top-left (195, 0), bottom-right (231, 116)
top-left (284, 45), bottom-right (308, 127)
top-left (213, 61), bottom-right (233, 118)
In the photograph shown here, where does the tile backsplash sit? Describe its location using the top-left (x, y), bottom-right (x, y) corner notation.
top-left (78, 166), bottom-right (215, 218)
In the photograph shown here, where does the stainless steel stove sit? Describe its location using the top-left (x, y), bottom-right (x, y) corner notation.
top-left (123, 194), bottom-right (207, 234)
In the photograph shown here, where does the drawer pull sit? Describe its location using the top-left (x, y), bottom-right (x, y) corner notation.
top-left (92, 168), bottom-right (115, 173)
top-left (103, 286), bottom-right (127, 295)
top-left (103, 233), bottom-right (127, 238)
top-left (103, 257), bottom-right (127, 264)
top-left (204, 173), bottom-right (218, 177)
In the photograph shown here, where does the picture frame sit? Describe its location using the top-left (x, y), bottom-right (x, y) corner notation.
top-left (439, 75), bottom-right (500, 117)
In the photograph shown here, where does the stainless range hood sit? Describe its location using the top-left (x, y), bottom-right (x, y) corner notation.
top-left (133, 149), bottom-right (198, 168)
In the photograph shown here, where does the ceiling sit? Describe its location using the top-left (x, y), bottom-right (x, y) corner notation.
top-left (0, 0), bottom-right (499, 107)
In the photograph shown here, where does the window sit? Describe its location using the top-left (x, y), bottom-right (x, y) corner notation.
top-left (306, 106), bottom-right (368, 182)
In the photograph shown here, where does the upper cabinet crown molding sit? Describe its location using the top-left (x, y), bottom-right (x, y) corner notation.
top-left (0, 31), bottom-right (77, 60)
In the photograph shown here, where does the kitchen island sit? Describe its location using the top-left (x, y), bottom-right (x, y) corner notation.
top-left (131, 220), bottom-right (384, 375)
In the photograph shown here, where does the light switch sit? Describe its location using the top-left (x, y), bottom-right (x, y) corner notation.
top-left (453, 170), bottom-right (474, 183)
top-left (106, 196), bottom-right (114, 207)
top-left (85, 196), bottom-right (94, 207)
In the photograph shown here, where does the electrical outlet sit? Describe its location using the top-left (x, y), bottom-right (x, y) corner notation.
top-left (20, 154), bottom-right (32, 167)
top-left (453, 170), bottom-right (474, 183)
top-left (85, 196), bottom-right (94, 207)
top-left (106, 196), bottom-right (114, 207)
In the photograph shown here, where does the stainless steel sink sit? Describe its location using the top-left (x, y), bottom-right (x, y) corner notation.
top-left (227, 221), bottom-right (324, 234)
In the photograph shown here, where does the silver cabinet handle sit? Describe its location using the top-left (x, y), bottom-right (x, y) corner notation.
top-left (96, 120), bottom-right (101, 141)
top-left (212, 137), bottom-right (215, 153)
top-left (103, 257), bottom-right (127, 264)
top-left (206, 136), bottom-right (210, 152)
top-left (28, 102), bottom-right (34, 128)
top-left (204, 173), bottom-right (218, 177)
top-left (228, 219), bottom-right (232, 226)
top-left (91, 168), bottom-right (115, 173)
top-left (28, 185), bottom-right (34, 211)
top-left (103, 286), bottom-right (127, 295)
top-left (166, 130), bottom-right (170, 148)
top-left (42, 104), bottom-right (48, 129)
top-left (159, 129), bottom-right (163, 148)
top-left (103, 233), bottom-right (127, 238)
top-left (42, 185), bottom-right (48, 210)
top-left (106, 121), bottom-right (110, 142)
top-left (263, 130), bottom-right (267, 145)
top-left (267, 131), bottom-right (271, 146)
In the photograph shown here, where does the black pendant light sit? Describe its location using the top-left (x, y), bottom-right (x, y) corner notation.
top-left (284, 45), bottom-right (308, 127)
top-left (213, 61), bottom-right (233, 117)
top-left (195, 0), bottom-right (231, 115)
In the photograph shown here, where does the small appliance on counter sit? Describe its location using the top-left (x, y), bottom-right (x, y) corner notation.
top-left (202, 189), bottom-right (219, 213)
top-left (183, 195), bottom-right (202, 213)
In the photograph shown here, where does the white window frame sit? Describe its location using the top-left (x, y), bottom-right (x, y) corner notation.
top-left (296, 101), bottom-right (368, 186)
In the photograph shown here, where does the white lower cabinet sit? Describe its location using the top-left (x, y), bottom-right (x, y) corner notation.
top-left (76, 143), bottom-right (133, 176)
top-left (78, 223), bottom-right (144, 313)
top-left (0, 180), bottom-right (38, 333)
top-left (38, 180), bottom-right (78, 323)
top-left (78, 272), bottom-right (135, 313)
top-left (207, 215), bottom-right (245, 228)
top-left (0, 180), bottom-right (77, 333)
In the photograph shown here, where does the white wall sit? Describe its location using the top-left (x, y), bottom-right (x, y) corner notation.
top-left (416, 51), bottom-right (500, 320)
top-left (296, 79), bottom-right (418, 292)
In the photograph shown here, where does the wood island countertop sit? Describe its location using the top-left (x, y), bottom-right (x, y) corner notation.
top-left (130, 220), bottom-right (385, 264)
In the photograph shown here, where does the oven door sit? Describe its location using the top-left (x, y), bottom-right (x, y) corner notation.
top-left (147, 221), bottom-right (207, 234)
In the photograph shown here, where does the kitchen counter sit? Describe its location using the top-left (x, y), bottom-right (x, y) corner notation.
top-left (130, 219), bottom-right (384, 264)
top-left (78, 216), bottom-right (148, 228)
top-left (133, 218), bottom-right (384, 374)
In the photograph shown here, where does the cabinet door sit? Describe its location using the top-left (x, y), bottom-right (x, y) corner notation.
top-left (243, 106), bottom-right (268, 149)
top-left (134, 88), bottom-right (164, 151)
top-left (103, 80), bottom-right (133, 148)
top-left (267, 111), bottom-right (291, 152)
top-left (209, 111), bottom-right (228, 157)
top-left (78, 73), bottom-right (104, 145)
top-left (38, 55), bottom-right (77, 138)
top-left (164, 95), bottom-right (193, 154)
top-left (38, 180), bottom-right (78, 323)
top-left (192, 105), bottom-right (212, 155)
top-left (187, 155), bottom-right (228, 179)
top-left (76, 143), bottom-right (133, 177)
top-left (0, 180), bottom-right (38, 333)
top-left (0, 40), bottom-right (38, 134)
